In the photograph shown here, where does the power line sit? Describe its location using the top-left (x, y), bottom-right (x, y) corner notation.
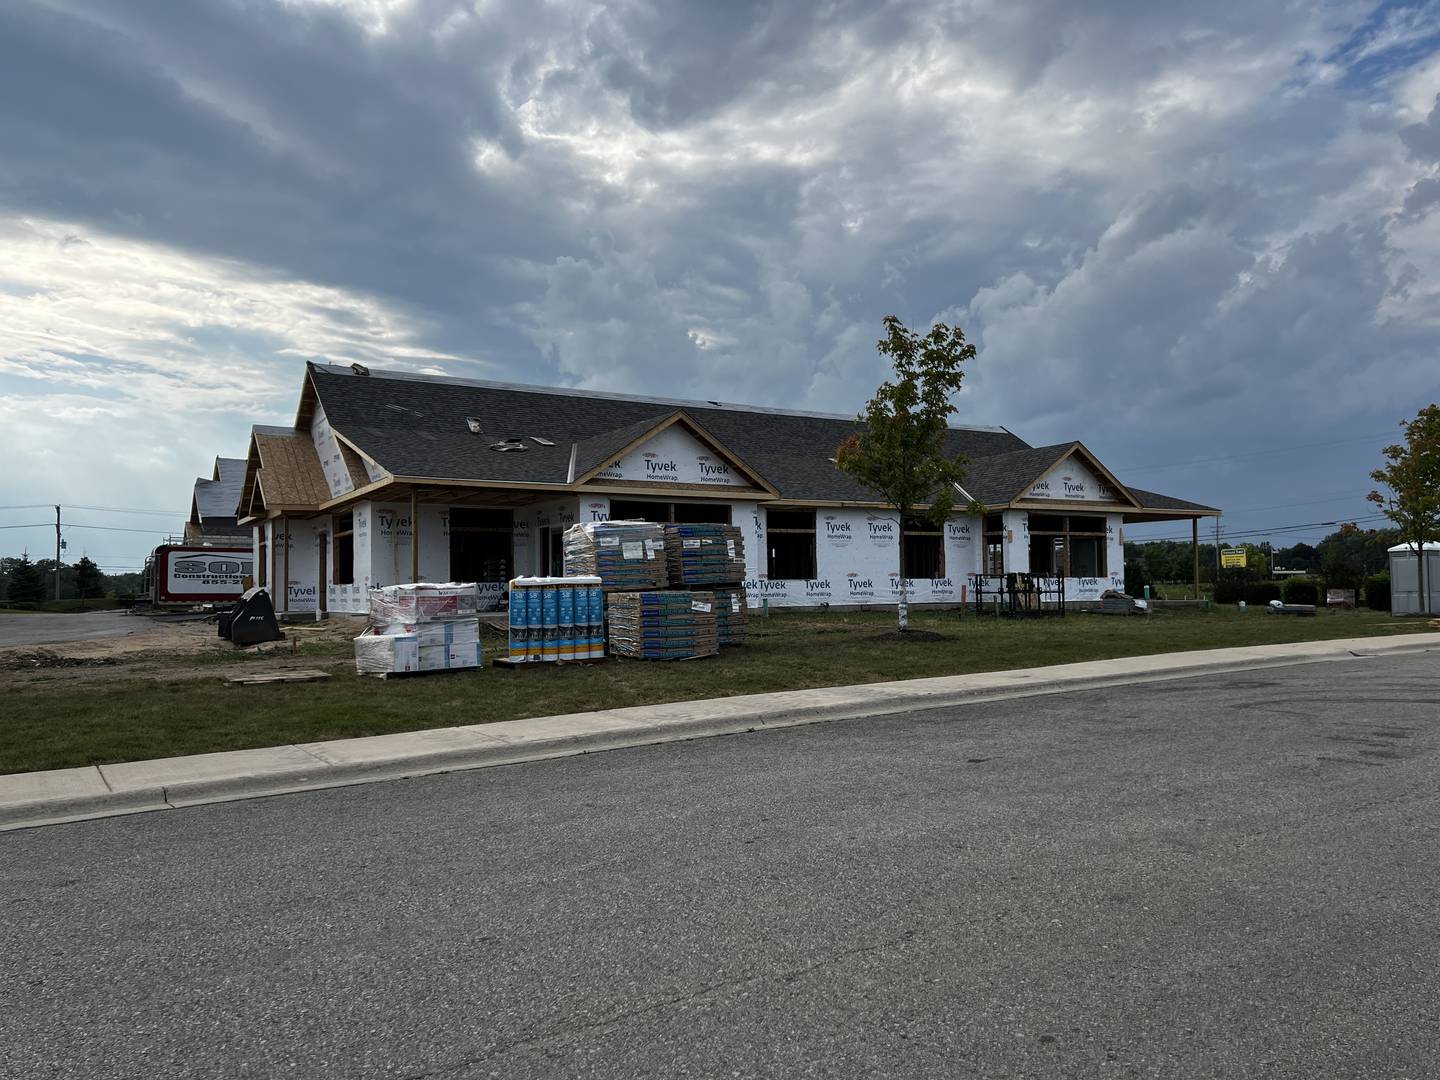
top-left (58, 523), bottom-right (172, 534)
top-left (1219, 492), bottom-right (1373, 515)
top-left (64, 504), bottom-right (181, 517)
top-left (1127, 512), bottom-right (1391, 544)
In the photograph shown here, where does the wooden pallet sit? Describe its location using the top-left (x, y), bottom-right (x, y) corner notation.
top-left (225, 669), bottom-right (333, 686)
top-left (493, 656), bottom-right (608, 669)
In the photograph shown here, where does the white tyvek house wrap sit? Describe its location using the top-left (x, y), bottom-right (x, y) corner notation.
top-left (258, 518), bottom-right (320, 611)
top-left (591, 424), bottom-right (745, 487)
top-left (310, 404), bottom-right (354, 500)
top-left (743, 507), bottom-right (985, 608)
top-left (1024, 455), bottom-right (1118, 502)
top-left (364, 501), bottom-right (450, 587)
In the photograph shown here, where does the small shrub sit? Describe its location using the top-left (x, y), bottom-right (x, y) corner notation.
top-left (1282, 578), bottom-right (1319, 605)
top-left (1364, 573), bottom-right (1391, 611)
top-left (1123, 567), bottom-right (1147, 596)
top-left (1245, 582), bottom-right (1282, 604)
top-left (1214, 579), bottom-right (1244, 604)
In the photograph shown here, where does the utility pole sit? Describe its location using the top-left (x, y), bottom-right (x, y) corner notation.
top-left (54, 504), bottom-right (62, 602)
top-left (1215, 516), bottom-right (1221, 582)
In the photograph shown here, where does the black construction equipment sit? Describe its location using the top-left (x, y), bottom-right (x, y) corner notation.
top-left (223, 587), bottom-right (284, 646)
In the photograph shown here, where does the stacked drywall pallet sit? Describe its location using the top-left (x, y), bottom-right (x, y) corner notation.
top-left (663, 523), bottom-right (746, 586)
top-left (562, 521), bottom-right (667, 591)
top-left (506, 576), bottom-right (605, 663)
top-left (607, 591), bottom-right (719, 660)
top-left (354, 582), bottom-right (484, 675)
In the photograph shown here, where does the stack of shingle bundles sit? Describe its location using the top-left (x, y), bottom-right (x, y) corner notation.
top-left (662, 523), bottom-right (745, 587)
top-left (606, 591), bottom-right (719, 660)
top-left (562, 521), bottom-right (667, 591)
top-left (704, 586), bottom-right (749, 646)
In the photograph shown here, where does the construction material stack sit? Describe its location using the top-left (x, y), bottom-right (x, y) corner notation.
top-left (704, 586), bottom-right (750, 646)
top-left (663, 523), bottom-right (748, 645)
top-left (562, 521), bottom-right (667, 591)
top-left (663, 523), bottom-right (746, 587)
top-left (354, 582), bottom-right (484, 675)
top-left (506, 576), bottom-right (605, 663)
top-left (606, 591), bottom-right (719, 660)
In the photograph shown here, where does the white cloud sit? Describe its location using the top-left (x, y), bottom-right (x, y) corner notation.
top-left (0, 216), bottom-right (461, 412)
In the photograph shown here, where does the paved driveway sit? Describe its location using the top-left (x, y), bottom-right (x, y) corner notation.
top-left (2, 652), bottom-right (1437, 1078)
top-left (0, 610), bottom-right (145, 648)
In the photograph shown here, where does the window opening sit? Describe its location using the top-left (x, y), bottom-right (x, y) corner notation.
top-left (767, 509), bottom-right (816, 580)
top-left (334, 512), bottom-right (355, 585)
top-left (450, 507), bottom-right (513, 583)
top-left (902, 515), bottom-right (944, 580)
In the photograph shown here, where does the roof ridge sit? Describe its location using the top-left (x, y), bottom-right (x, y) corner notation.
top-left (306, 361), bottom-right (1013, 434)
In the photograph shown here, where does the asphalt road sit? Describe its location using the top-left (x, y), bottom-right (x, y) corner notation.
top-left (0, 610), bottom-right (142, 647)
top-left (3, 652), bottom-right (1437, 1079)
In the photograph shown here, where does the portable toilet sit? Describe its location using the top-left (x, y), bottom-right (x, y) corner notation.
top-left (1387, 541), bottom-right (1440, 615)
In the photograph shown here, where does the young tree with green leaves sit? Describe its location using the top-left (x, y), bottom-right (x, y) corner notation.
top-left (1367, 403), bottom-right (1440, 614)
top-left (836, 316), bottom-right (977, 631)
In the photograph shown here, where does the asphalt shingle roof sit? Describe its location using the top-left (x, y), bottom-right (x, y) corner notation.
top-left (958, 444), bottom-right (1075, 506)
top-left (1126, 486), bottom-right (1221, 514)
top-left (191, 456), bottom-right (247, 521)
top-left (298, 364), bottom-right (1214, 513)
top-left (307, 363), bottom-right (1033, 503)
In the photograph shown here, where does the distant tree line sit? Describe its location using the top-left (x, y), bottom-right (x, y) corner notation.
top-left (1125, 524), bottom-right (1399, 607)
top-left (0, 554), bottom-right (143, 607)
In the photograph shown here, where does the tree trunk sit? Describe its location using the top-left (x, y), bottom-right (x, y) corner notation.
top-left (1419, 538), bottom-right (1429, 616)
top-left (897, 516), bottom-right (908, 631)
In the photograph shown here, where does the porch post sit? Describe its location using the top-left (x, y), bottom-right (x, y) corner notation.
top-left (1192, 517), bottom-right (1200, 600)
top-left (410, 491), bottom-right (420, 584)
top-left (282, 516), bottom-right (291, 612)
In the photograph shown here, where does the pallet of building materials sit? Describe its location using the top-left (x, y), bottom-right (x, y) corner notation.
top-left (368, 582), bottom-right (483, 624)
top-left (353, 623), bottom-right (484, 676)
top-left (606, 591), bottom-right (719, 660)
top-left (503, 576), bottom-right (605, 664)
top-left (562, 521), bottom-right (667, 591)
top-left (703, 586), bottom-right (749, 645)
top-left (663, 523), bottom-right (746, 587)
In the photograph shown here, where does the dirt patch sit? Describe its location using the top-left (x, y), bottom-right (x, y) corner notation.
top-left (4, 650), bottom-right (118, 670)
top-left (0, 615), bottom-right (368, 688)
top-left (871, 629), bottom-right (951, 642)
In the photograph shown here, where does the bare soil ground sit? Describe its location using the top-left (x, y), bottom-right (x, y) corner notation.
top-left (0, 615), bottom-right (371, 687)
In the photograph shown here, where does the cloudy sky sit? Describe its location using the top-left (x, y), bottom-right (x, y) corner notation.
top-left (4, 0), bottom-right (1440, 570)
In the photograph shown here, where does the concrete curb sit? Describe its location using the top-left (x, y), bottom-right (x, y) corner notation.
top-left (2, 633), bottom-right (1435, 832)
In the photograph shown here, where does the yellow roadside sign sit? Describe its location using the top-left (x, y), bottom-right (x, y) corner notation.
top-left (1220, 547), bottom-right (1247, 568)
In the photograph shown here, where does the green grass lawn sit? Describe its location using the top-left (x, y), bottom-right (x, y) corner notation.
top-left (1, 607), bottom-right (1424, 775)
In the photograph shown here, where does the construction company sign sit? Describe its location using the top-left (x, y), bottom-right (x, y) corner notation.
top-left (157, 546), bottom-right (252, 603)
top-left (591, 424), bottom-right (743, 487)
top-left (1027, 457), bottom-right (1119, 502)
